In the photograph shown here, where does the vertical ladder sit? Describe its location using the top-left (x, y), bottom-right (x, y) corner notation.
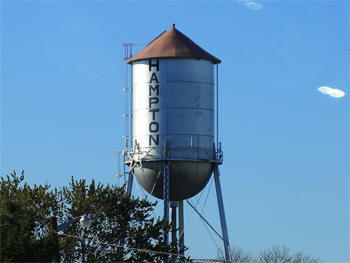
top-left (122, 43), bottom-right (133, 194)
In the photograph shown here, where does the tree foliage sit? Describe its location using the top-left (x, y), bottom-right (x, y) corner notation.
top-left (0, 171), bottom-right (60, 262)
top-left (58, 177), bottom-right (172, 262)
top-left (1, 171), bottom-right (321, 263)
top-left (0, 171), bottom-right (175, 262)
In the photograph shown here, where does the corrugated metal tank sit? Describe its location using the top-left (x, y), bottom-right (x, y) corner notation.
top-left (131, 58), bottom-right (214, 200)
top-left (128, 25), bottom-right (221, 201)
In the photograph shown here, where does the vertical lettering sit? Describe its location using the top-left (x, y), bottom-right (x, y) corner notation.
top-left (149, 72), bottom-right (159, 83)
top-left (149, 97), bottom-right (159, 108)
top-left (149, 121), bottom-right (159, 133)
top-left (149, 84), bottom-right (159, 96)
top-left (149, 134), bottom-right (159, 146)
top-left (148, 59), bottom-right (160, 147)
top-left (149, 59), bottom-right (159, 71)
top-left (149, 109), bottom-right (159, 120)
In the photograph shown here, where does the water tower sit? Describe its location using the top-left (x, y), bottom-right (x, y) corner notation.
top-left (124, 24), bottom-right (231, 262)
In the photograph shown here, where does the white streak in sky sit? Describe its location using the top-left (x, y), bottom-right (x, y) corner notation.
top-left (237, 0), bottom-right (263, 10)
top-left (318, 86), bottom-right (345, 98)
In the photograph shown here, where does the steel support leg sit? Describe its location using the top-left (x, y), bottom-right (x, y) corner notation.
top-left (121, 168), bottom-right (133, 252)
top-left (126, 172), bottom-right (133, 195)
top-left (178, 200), bottom-right (185, 260)
top-left (170, 202), bottom-right (178, 246)
top-left (214, 165), bottom-right (231, 262)
top-left (170, 201), bottom-right (178, 263)
top-left (49, 217), bottom-right (60, 263)
top-left (164, 162), bottom-right (170, 246)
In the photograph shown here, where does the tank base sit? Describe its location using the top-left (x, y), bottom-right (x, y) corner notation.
top-left (131, 160), bottom-right (214, 201)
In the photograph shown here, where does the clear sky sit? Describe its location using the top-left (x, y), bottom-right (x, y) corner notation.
top-left (1, 0), bottom-right (349, 262)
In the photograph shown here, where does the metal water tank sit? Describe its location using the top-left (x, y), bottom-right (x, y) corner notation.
top-left (128, 24), bottom-right (221, 201)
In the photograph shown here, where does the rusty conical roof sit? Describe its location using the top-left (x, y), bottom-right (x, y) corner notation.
top-left (128, 24), bottom-right (221, 64)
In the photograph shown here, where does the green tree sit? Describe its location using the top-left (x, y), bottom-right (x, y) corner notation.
top-left (0, 171), bottom-right (180, 262)
top-left (58, 177), bottom-right (174, 262)
top-left (0, 171), bottom-right (60, 262)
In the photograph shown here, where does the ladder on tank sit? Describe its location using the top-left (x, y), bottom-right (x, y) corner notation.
top-left (122, 43), bottom-right (133, 193)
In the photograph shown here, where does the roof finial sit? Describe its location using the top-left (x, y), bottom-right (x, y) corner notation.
top-left (172, 23), bottom-right (175, 28)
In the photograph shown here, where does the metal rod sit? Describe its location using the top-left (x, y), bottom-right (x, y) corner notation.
top-left (130, 57), bottom-right (133, 149)
top-left (170, 201), bottom-right (178, 262)
top-left (170, 202), bottom-right (177, 246)
top-left (186, 200), bottom-right (224, 241)
top-left (178, 200), bottom-right (185, 258)
top-left (49, 216), bottom-right (60, 263)
top-left (125, 45), bottom-right (129, 143)
top-left (123, 153), bottom-right (127, 190)
top-left (163, 161), bottom-right (170, 246)
top-left (56, 216), bottom-right (81, 232)
top-left (214, 165), bottom-right (231, 262)
top-left (216, 64), bottom-right (219, 152)
top-left (126, 172), bottom-right (133, 195)
top-left (123, 43), bottom-right (133, 193)
top-left (126, 61), bottom-right (133, 192)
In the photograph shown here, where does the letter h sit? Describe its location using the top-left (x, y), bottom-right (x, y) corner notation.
top-left (149, 59), bottom-right (159, 71)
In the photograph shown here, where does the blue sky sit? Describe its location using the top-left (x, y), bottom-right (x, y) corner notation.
top-left (1, 1), bottom-right (349, 262)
